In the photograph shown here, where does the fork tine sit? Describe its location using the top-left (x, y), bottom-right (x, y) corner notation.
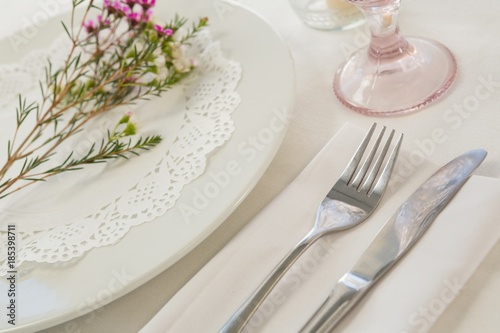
top-left (351, 126), bottom-right (386, 189)
top-left (359, 129), bottom-right (395, 193)
top-left (369, 132), bottom-right (403, 197)
top-left (339, 123), bottom-right (377, 184)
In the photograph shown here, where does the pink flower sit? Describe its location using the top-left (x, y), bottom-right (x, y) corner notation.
top-left (104, 0), bottom-right (153, 23)
top-left (112, 1), bottom-right (122, 11)
top-left (124, 6), bottom-right (152, 25)
top-left (137, 0), bottom-right (155, 9)
top-left (154, 24), bottom-right (173, 36)
top-left (82, 19), bottom-right (96, 33)
top-left (127, 12), bottom-right (140, 24)
top-left (97, 15), bottom-right (111, 27)
top-left (143, 8), bottom-right (153, 22)
top-left (104, 0), bottom-right (127, 17)
top-left (117, 0), bottom-right (155, 10)
top-left (120, 4), bottom-right (131, 15)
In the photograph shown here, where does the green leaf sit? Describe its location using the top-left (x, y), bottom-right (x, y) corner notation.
top-left (61, 21), bottom-right (72, 40)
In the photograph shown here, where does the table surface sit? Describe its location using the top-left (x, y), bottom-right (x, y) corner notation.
top-left (1, 0), bottom-right (499, 332)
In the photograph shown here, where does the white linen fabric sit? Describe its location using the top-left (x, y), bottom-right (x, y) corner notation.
top-left (0, 29), bottom-right (242, 276)
top-left (141, 123), bottom-right (500, 333)
top-left (1, 0), bottom-right (500, 332)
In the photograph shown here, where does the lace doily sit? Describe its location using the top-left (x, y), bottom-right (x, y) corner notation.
top-left (0, 29), bottom-right (242, 276)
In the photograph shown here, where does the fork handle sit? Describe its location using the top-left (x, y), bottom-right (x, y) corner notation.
top-left (219, 234), bottom-right (319, 333)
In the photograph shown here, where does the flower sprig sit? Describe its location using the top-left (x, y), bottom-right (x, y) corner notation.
top-left (0, 0), bottom-right (208, 200)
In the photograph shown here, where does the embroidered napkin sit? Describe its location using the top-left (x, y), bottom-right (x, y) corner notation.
top-left (140, 122), bottom-right (500, 333)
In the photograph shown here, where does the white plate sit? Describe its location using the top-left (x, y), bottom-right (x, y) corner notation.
top-left (0, 1), bottom-right (294, 332)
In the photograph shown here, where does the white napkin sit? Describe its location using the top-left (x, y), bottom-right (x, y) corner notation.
top-left (140, 122), bottom-right (500, 333)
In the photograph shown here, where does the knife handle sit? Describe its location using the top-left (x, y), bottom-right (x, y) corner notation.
top-left (299, 272), bottom-right (370, 333)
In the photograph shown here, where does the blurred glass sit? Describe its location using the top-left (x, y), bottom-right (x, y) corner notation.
top-left (289, 0), bottom-right (365, 31)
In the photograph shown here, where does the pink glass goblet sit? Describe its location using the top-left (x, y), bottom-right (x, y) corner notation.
top-left (334, 0), bottom-right (457, 116)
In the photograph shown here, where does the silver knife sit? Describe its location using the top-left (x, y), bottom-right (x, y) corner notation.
top-left (299, 148), bottom-right (487, 333)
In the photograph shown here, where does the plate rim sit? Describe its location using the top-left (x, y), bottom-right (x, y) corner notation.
top-left (0, 1), bottom-right (295, 331)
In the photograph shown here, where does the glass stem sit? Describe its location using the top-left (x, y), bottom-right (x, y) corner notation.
top-left (357, 1), bottom-right (410, 59)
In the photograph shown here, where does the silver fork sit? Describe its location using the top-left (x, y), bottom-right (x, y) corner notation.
top-left (219, 123), bottom-right (403, 333)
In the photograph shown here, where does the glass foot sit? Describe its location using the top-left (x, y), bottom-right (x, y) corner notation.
top-left (334, 37), bottom-right (457, 116)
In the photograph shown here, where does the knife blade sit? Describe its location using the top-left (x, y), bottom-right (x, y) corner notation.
top-left (299, 148), bottom-right (487, 333)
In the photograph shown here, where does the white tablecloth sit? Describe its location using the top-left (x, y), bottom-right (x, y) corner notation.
top-left (1, 0), bottom-right (499, 332)
top-left (139, 125), bottom-right (500, 333)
